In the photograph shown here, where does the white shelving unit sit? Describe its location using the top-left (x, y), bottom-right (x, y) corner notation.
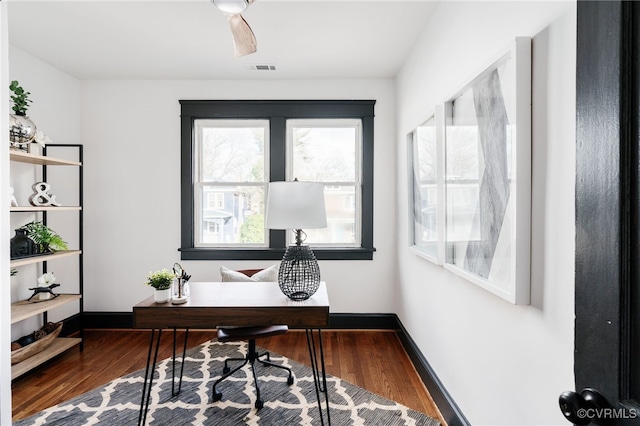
top-left (9, 147), bottom-right (83, 379)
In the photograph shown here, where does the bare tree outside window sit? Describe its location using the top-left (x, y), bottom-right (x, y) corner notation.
top-left (288, 120), bottom-right (361, 246)
top-left (195, 120), bottom-right (268, 246)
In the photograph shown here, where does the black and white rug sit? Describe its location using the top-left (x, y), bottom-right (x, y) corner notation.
top-left (14, 340), bottom-right (440, 425)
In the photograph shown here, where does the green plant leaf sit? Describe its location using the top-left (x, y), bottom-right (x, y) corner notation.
top-left (20, 221), bottom-right (69, 253)
top-left (9, 80), bottom-right (31, 115)
top-left (144, 268), bottom-right (174, 290)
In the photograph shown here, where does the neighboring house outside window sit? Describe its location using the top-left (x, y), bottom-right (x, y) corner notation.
top-left (179, 100), bottom-right (375, 260)
top-left (207, 192), bottom-right (225, 210)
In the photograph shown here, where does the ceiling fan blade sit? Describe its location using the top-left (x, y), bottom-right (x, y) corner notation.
top-left (227, 13), bottom-right (257, 57)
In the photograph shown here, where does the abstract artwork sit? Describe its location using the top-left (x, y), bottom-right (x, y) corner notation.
top-left (408, 107), bottom-right (444, 264)
top-left (443, 37), bottom-right (531, 304)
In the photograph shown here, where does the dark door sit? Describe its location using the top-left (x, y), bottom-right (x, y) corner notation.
top-left (573, 0), bottom-right (640, 424)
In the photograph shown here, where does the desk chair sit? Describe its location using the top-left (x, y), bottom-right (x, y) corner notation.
top-left (212, 268), bottom-right (294, 409)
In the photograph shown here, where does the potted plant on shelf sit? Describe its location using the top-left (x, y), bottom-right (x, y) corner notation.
top-left (144, 269), bottom-right (174, 303)
top-left (9, 80), bottom-right (37, 149)
top-left (20, 221), bottom-right (69, 254)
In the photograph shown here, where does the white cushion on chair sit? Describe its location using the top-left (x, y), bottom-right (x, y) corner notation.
top-left (220, 264), bottom-right (279, 282)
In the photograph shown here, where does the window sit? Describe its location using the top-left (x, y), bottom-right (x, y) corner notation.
top-left (194, 119), bottom-right (268, 246)
top-left (207, 193), bottom-right (225, 210)
top-left (287, 119), bottom-right (361, 246)
top-left (207, 221), bottom-right (220, 235)
top-left (179, 100), bottom-right (375, 260)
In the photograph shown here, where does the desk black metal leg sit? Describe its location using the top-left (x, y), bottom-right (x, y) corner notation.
top-left (306, 328), bottom-right (331, 426)
top-left (138, 328), bottom-right (162, 426)
top-left (172, 328), bottom-right (189, 396)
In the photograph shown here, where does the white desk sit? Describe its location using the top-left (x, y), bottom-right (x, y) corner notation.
top-left (133, 282), bottom-right (331, 425)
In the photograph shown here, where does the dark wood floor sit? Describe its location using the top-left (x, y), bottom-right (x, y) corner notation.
top-left (12, 329), bottom-right (445, 424)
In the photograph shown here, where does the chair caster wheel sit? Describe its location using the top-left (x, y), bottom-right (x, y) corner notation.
top-left (223, 366), bottom-right (230, 374)
top-left (287, 376), bottom-right (294, 386)
top-left (212, 391), bottom-right (222, 402)
top-left (255, 399), bottom-right (264, 410)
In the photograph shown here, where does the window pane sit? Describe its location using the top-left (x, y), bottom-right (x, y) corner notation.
top-left (197, 185), bottom-right (266, 245)
top-left (198, 120), bottom-right (267, 182)
top-left (289, 121), bottom-right (358, 182)
top-left (297, 186), bottom-right (357, 246)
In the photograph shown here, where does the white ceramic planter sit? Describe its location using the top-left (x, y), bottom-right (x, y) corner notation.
top-left (153, 288), bottom-right (171, 304)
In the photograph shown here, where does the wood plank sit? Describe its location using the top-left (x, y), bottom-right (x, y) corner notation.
top-left (11, 330), bottom-right (214, 420)
top-left (10, 250), bottom-right (82, 267)
top-left (261, 330), bottom-right (446, 424)
top-left (11, 294), bottom-right (81, 324)
top-left (11, 338), bottom-right (82, 380)
top-left (9, 150), bottom-right (81, 166)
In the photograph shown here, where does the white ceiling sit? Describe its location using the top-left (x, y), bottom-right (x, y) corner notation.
top-left (6, 0), bottom-right (439, 80)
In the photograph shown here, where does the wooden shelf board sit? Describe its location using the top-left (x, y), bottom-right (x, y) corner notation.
top-left (10, 206), bottom-right (82, 212)
top-left (11, 338), bottom-right (82, 380)
top-left (11, 294), bottom-right (81, 324)
top-left (10, 250), bottom-right (82, 267)
top-left (9, 150), bottom-right (81, 166)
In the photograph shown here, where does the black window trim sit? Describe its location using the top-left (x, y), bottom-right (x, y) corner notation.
top-left (179, 100), bottom-right (376, 261)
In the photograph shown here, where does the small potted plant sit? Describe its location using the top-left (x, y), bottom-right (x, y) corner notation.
top-left (10, 80), bottom-right (32, 116)
top-left (144, 269), bottom-right (174, 303)
top-left (20, 221), bottom-right (68, 254)
top-left (9, 80), bottom-right (37, 148)
top-left (10, 221), bottom-right (68, 259)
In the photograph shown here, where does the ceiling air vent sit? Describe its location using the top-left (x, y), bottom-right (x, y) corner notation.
top-left (247, 64), bottom-right (277, 71)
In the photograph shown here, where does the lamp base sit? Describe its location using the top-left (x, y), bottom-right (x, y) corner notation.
top-left (278, 244), bottom-right (320, 301)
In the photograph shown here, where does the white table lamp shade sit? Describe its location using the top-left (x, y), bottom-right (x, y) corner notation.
top-left (265, 181), bottom-right (327, 230)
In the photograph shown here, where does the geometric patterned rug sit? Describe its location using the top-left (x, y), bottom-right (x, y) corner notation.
top-left (13, 339), bottom-right (440, 426)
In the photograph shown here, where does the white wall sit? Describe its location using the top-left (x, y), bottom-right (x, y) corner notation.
top-left (6, 49), bottom-right (397, 315)
top-left (79, 79), bottom-right (397, 313)
top-left (396, 2), bottom-right (576, 425)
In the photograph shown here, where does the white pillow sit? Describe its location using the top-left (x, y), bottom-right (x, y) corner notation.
top-left (220, 264), bottom-right (279, 282)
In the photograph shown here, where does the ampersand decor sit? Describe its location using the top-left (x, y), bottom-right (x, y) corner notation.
top-left (29, 182), bottom-right (61, 207)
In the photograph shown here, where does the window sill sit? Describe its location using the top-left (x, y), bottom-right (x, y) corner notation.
top-left (178, 247), bottom-right (376, 261)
